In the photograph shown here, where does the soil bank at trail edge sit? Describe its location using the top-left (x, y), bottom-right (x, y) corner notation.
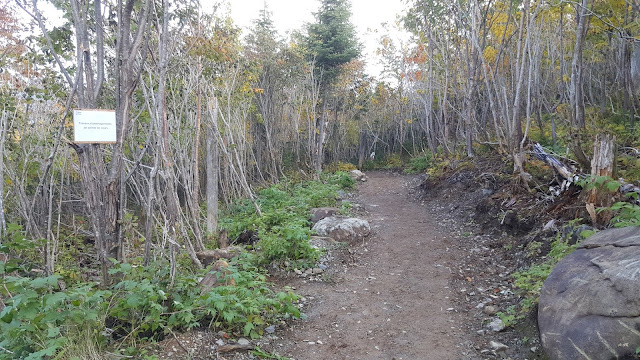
top-left (277, 171), bottom-right (466, 360)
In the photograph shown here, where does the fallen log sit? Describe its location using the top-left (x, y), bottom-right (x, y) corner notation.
top-left (216, 342), bottom-right (254, 353)
top-left (532, 143), bottom-right (578, 182)
top-left (533, 142), bottom-right (640, 207)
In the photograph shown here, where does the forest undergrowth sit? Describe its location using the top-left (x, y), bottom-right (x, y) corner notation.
top-left (0, 172), bottom-right (355, 359)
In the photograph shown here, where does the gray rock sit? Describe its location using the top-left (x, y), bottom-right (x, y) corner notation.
top-left (483, 305), bottom-right (497, 316)
top-left (349, 169), bottom-right (368, 182)
top-left (486, 318), bottom-right (505, 332)
top-left (265, 325), bottom-right (276, 334)
top-left (539, 226), bottom-right (640, 360)
top-left (543, 219), bottom-right (556, 231)
top-left (336, 190), bottom-right (347, 199)
top-left (310, 207), bottom-right (339, 224)
top-left (490, 341), bottom-right (508, 352)
top-left (237, 338), bottom-right (250, 346)
top-left (312, 267), bottom-right (324, 274)
top-left (312, 216), bottom-right (370, 243)
top-left (560, 224), bottom-right (595, 245)
top-left (309, 236), bottom-right (336, 249)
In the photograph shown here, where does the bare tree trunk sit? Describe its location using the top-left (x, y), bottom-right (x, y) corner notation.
top-left (0, 110), bottom-right (7, 240)
top-left (570, 0), bottom-right (591, 129)
top-left (206, 98), bottom-right (220, 238)
top-left (586, 134), bottom-right (616, 225)
top-left (143, 148), bottom-right (159, 266)
top-left (314, 96), bottom-right (328, 174)
top-left (191, 57), bottom-right (204, 251)
top-left (357, 130), bottom-right (367, 169)
top-left (154, 0), bottom-right (201, 271)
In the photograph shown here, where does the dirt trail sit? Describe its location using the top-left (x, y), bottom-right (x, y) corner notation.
top-left (279, 171), bottom-right (467, 360)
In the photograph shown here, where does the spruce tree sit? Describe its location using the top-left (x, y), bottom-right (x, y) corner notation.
top-left (307, 0), bottom-right (361, 172)
top-left (307, 0), bottom-right (361, 83)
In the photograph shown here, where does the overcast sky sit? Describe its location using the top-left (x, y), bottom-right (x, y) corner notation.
top-left (227, 0), bottom-right (412, 78)
top-left (32, 0), bottom-right (411, 79)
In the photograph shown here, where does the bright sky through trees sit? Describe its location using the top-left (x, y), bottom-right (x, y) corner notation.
top-left (228, 0), bottom-right (411, 77)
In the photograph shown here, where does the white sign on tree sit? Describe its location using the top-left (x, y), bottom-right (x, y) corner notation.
top-left (73, 109), bottom-right (117, 143)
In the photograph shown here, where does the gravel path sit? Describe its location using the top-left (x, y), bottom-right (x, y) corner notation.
top-left (278, 171), bottom-right (466, 359)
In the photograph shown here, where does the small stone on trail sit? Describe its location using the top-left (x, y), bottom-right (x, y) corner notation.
top-left (487, 318), bottom-right (505, 332)
top-left (294, 268), bottom-right (302, 275)
top-left (265, 325), bottom-right (276, 334)
top-left (237, 338), bottom-right (250, 346)
top-left (483, 305), bottom-right (498, 316)
top-left (312, 267), bottom-right (324, 274)
top-left (490, 340), bottom-right (509, 352)
top-left (215, 339), bottom-right (225, 346)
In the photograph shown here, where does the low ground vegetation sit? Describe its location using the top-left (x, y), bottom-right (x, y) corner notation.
top-left (0, 173), bottom-right (354, 359)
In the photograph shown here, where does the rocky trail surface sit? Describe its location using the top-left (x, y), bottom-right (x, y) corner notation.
top-left (275, 171), bottom-right (466, 359)
top-left (154, 170), bottom-right (547, 360)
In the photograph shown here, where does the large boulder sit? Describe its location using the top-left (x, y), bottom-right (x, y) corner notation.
top-left (310, 207), bottom-right (339, 224)
top-left (312, 216), bottom-right (370, 243)
top-left (349, 169), bottom-right (368, 182)
top-left (538, 226), bottom-right (640, 360)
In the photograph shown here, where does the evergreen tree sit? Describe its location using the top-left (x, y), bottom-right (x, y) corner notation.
top-left (307, 0), bottom-right (361, 172)
top-left (307, 0), bottom-right (361, 82)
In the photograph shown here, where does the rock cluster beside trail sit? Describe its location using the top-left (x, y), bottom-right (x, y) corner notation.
top-left (309, 207), bottom-right (339, 224)
top-left (349, 169), bottom-right (368, 182)
top-left (539, 226), bottom-right (640, 360)
top-left (312, 216), bottom-right (370, 243)
top-left (196, 246), bottom-right (241, 267)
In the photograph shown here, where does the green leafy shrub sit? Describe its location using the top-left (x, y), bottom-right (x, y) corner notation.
top-left (106, 258), bottom-right (300, 341)
top-left (578, 176), bottom-right (640, 228)
top-left (508, 230), bottom-right (589, 327)
top-left (404, 152), bottom-right (433, 174)
top-left (327, 171), bottom-right (355, 189)
top-left (203, 257), bottom-right (300, 338)
top-left (220, 173), bottom-right (352, 264)
top-left (384, 153), bottom-right (403, 169)
top-left (603, 192), bottom-right (640, 228)
top-left (577, 175), bottom-right (621, 193)
top-left (0, 228), bottom-right (110, 360)
top-left (0, 275), bottom-right (109, 359)
top-left (259, 224), bottom-right (317, 263)
top-left (0, 241), bottom-right (299, 358)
